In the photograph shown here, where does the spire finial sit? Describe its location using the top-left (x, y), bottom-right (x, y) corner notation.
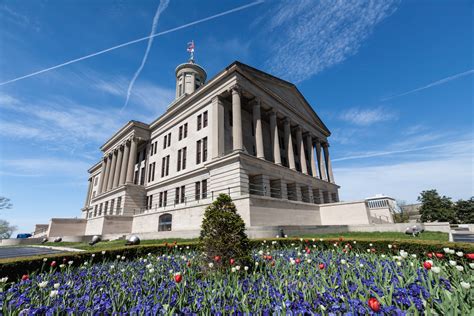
top-left (187, 40), bottom-right (195, 63)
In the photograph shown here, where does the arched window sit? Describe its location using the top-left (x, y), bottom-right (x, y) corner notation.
top-left (158, 213), bottom-right (172, 231)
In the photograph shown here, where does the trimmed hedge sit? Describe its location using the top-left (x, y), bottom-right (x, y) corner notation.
top-left (1, 238), bottom-right (473, 281)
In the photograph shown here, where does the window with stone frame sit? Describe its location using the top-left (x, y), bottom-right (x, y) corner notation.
top-left (203, 111), bottom-right (208, 128)
top-left (158, 213), bottom-right (172, 231)
top-left (197, 114), bottom-right (202, 130)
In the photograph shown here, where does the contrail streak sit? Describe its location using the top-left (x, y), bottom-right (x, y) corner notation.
top-left (382, 69), bottom-right (474, 101)
top-left (0, 0), bottom-right (264, 86)
top-left (121, 0), bottom-right (169, 112)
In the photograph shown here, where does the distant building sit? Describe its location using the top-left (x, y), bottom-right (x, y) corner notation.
top-left (401, 203), bottom-right (422, 223)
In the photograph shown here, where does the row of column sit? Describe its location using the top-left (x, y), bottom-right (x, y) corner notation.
top-left (97, 137), bottom-right (139, 195)
top-left (230, 85), bottom-right (334, 183)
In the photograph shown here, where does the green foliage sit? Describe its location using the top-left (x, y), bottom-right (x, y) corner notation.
top-left (0, 219), bottom-right (17, 239)
top-left (418, 189), bottom-right (456, 223)
top-left (200, 194), bottom-right (250, 267)
top-left (454, 197), bottom-right (474, 224)
top-left (393, 212), bottom-right (410, 223)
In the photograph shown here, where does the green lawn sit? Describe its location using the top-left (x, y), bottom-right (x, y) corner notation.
top-left (44, 231), bottom-right (448, 251)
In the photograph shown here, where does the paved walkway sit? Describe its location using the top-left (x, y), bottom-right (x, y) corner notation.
top-left (0, 246), bottom-right (83, 260)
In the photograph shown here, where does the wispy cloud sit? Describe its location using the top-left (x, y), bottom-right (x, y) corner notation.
top-left (122, 0), bottom-right (169, 112)
top-left (260, 0), bottom-right (398, 82)
top-left (339, 107), bottom-right (397, 126)
top-left (0, 0), bottom-right (264, 86)
top-left (382, 69), bottom-right (474, 100)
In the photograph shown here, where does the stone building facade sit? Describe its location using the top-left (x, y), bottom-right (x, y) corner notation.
top-left (78, 60), bottom-right (342, 235)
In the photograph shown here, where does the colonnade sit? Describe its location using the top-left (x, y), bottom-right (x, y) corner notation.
top-left (229, 85), bottom-right (335, 183)
top-left (97, 137), bottom-right (139, 195)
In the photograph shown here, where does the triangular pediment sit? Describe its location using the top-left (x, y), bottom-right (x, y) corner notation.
top-left (234, 62), bottom-right (330, 135)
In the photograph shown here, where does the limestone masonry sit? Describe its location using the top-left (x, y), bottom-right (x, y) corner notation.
top-left (36, 58), bottom-right (396, 240)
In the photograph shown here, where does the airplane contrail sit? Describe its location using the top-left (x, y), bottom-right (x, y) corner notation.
top-left (0, 0), bottom-right (265, 86)
top-left (121, 0), bottom-right (169, 113)
top-left (382, 69), bottom-right (474, 101)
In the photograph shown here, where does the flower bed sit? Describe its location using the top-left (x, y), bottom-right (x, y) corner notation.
top-left (1, 239), bottom-right (473, 314)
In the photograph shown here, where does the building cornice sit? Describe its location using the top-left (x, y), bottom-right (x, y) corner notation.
top-left (100, 120), bottom-right (150, 153)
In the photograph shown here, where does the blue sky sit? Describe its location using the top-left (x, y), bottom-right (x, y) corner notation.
top-left (0, 0), bottom-right (472, 233)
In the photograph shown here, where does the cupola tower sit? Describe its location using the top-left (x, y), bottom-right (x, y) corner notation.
top-left (175, 41), bottom-right (207, 99)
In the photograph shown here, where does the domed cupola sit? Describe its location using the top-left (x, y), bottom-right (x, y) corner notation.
top-left (175, 41), bottom-right (207, 99)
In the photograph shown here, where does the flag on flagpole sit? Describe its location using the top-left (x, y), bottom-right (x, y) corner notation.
top-left (187, 41), bottom-right (195, 53)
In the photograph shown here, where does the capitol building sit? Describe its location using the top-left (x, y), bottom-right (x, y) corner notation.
top-left (36, 57), bottom-right (395, 240)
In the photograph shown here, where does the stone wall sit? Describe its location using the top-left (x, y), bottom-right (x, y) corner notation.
top-left (47, 218), bottom-right (87, 238)
top-left (319, 201), bottom-right (371, 225)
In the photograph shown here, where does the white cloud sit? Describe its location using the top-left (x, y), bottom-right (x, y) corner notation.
top-left (339, 107), bottom-right (397, 126)
top-left (261, 0), bottom-right (399, 82)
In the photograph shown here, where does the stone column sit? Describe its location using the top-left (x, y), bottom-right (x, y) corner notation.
top-left (126, 138), bottom-right (138, 184)
top-left (97, 158), bottom-right (107, 194)
top-left (323, 142), bottom-right (335, 183)
top-left (307, 136), bottom-right (317, 177)
top-left (84, 178), bottom-right (92, 208)
top-left (252, 100), bottom-right (265, 159)
top-left (102, 155), bottom-right (112, 193)
top-left (113, 146), bottom-right (124, 188)
top-left (211, 95), bottom-right (225, 158)
top-left (119, 141), bottom-right (130, 185)
top-left (231, 86), bottom-right (243, 151)
top-left (296, 127), bottom-right (308, 174)
top-left (284, 118), bottom-right (296, 170)
top-left (315, 140), bottom-right (327, 181)
top-left (107, 150), bottom-right (117, 191)
top-left (269, 110), bottom-right (282, 165)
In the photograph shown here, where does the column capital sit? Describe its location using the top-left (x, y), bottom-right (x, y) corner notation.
top-left (212, 94), bottom-right (223, 103)
top-left (283, 117), bottom-right (292, 125)
top-left (295, 125), bottom-right (302, 133)
top-left (229, 84), bottom-right (242, 95)
top-left (322, 141), bottom-right (330, 148)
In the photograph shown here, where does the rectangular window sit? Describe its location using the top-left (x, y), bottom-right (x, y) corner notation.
top-left (203, 137), bottom-right (208, 162)
top-left (180, 185), bottom-right (185, 203)
top-left (167, 133), bottom-right (171, 147)
top-left (179, 126), bottom-right (183, 140)
top-left (154, 141), bottom-right (157, 155)
top-left (163, 191), bottom-right (167, 206)
top-left (104, 201), bottom-right (108, 215)
top-left (196, 140), bottom-right (202, 164)
top-left (175, 187), bottom-right (180, 204)
top-left (182, 147), bottom-right (187, 170)
top-left (195, 181), bottom-right (201, 200)
top-left (159, 192), bottom-right (163, 207)
top-left (203, 111), bottom-right (208, 127)
top-left (147, 195), bottom-right (153, 209)
top-left (165, 155), bottom-right (170, 176)
top-left (148, 163), bottom-right (153, 181)
top-left (163, 135), bottom-right (167, 149)
top-left (184, 123), bottom-right (188, 138)
top-left (117, 197), bottom-right (122, 214)
top-left (110, 199), bottom-right (115, 215)
top-left (161, 157), bottom-right (166, 177)
top-left (134, 170), bottom-right (138, 184)
top-left (177, 149), bottom-right (182, 171)
top-left (99, 203), bottom-right (103, 216)
top-left (197, 114), bottom-right (202, 130)
top-left (140, 167), bottom-right (145, 185)
top-left (202, 179), bottom-right (208, 199)
top-left (150, 143), bottom-right (154, 156)
top-left (152, 162), bottom-right (155, 181)
top-left (94, 205), bottom-right (98, 217)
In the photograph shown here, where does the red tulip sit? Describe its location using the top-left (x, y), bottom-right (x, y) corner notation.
top-left (295, 258), bottom-right (301, 264)
top-left (174, 274), bottom-right (182, 283)
top-left (370, 248), bottom-right (376, 253)
top-left (186, 261), bottom-right (191, 267)
top-left (427, 253), bottom-right (433, 258)
top-left (306, 249), bottom-right (311, 254)
top-left (304, 239), bottom-right (309, 243)
top-left (21, 274), bottom-right (29, 281)
top-left (319, 263), bottom-right (325, 270)
top-left (465, 253), bottom-right (474, 260)
top-left (230, 258), bottom-right (235, 265)
top-left (214, 256), bottom-right (221, 262)
top-left (423, 261), bottom-right (432, 270)
top-left (50, 261), bottom-right (57, 267)
top-left (271, 261), bottom-right (275, 267)
top-left (368, 297), bottom-right (381, 312)
top-left (435, 253), bottom-right (444, 259)
top-left (267, 255), bottom-right (272, 261)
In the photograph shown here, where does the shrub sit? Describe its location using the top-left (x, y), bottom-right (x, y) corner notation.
top-left (200, 194), bottom-right (250, 268)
